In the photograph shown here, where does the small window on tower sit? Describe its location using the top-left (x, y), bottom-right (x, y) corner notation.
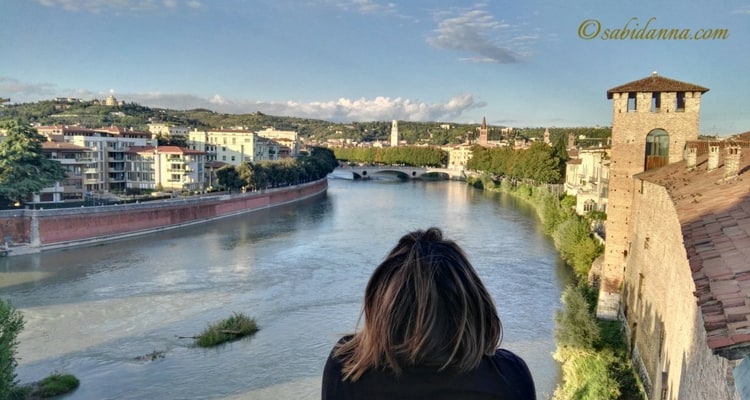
top-left (676, 92), bottom-right (686, 112)
top-left (651, 92), bottom-right (661, 112)
top-left (627, 93), bottom-right (637, 112)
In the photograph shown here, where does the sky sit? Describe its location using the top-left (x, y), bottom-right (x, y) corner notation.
top-left (1, 0), bottom-right (749, 135)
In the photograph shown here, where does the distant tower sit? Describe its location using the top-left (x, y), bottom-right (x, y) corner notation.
top-left (596, 72), bottom-right (708, 319)
top-left (478, 117), bottom-right (488, 146)
top-left (567, 132), bottom-right (576, 149)
top-left (390, 120), bottom-right (399, 147)
top-left (543, 128), bottom-right (551, 144)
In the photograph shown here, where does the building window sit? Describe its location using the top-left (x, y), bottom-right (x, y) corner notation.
top-left (650, 92), bottom-right (661, 112)
top-left (231, 156), bottom-right (235, 161)
top-left (627, 92), bottom-right (637, 112)
top-left (675, 92), bottom-right (686, 111)
top-left (645, 129), bottom-right (669, 171)
top-left (584, 200), bottom-right (596, 212)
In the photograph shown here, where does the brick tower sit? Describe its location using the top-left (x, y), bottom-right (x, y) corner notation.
top-left (596, 72), bottom-right (709, 319)
top-left (478, 117), bottom-right (488, 146)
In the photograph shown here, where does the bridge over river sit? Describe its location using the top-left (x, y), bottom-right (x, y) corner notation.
top-left (334, 166), bottom-right (466, 180)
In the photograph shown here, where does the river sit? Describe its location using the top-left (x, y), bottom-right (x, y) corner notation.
top-left (1, 177), bottom-right (571, 399)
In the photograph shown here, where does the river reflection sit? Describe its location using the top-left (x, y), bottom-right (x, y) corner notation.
top-left (1, 178), bottom-right (570, 399)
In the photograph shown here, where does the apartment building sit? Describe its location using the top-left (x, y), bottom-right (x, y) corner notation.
top-left (126, 145), bottom-right (206, 192)
top-left (443, 144), bottom-right (473, 171)
top-left (38, 125), bottom-right (153, 192)
top-left (39, 141), bottom-right (90, 202)
top-left (256, 127), bottom-right (299, 156)
top-left (187, 128), bottom-right (280, 166)
top-left (564, 146), bottom-right (610, 215)
top-left (148, 122), bottom-right (189, 138)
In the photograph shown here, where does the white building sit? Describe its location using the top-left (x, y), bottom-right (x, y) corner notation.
top-left (443, 144), bottom-right (473, 171)
top-left (390, 120), bottom-right (399, 147)
top-left (37, 125), bottom-right (153, 192)
top-left (39, 141), bottom-right (91, 203)
top-left (126, 145), bottom-right (206, 192)
top-left (148, 122), bottom-right (189, 138)
top-left (256, 127), bottom-right (299, 156)
top-left (565, 147), bottom-right (610, 214)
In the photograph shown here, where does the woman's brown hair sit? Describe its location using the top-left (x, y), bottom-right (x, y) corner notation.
top-left (334, 227), bottom-right (503, 381)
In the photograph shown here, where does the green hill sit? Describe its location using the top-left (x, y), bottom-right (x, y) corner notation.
top-left (0, 99), bottom-right (610, 145)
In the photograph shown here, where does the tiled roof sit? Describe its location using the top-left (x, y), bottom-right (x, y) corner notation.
top-left (126, 146), bottom-right (156, 154)
top-left (638, 149), bottom-right (750, 358)
top-left (156, 145), bottom-right (206, 155)
top-left (41, 141), bottom-right (89, 151)
top-left (606, 73), bottom-right (709, 99)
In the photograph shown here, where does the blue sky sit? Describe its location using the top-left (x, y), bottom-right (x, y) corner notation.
top-left (1, 0), bottom-right (748, 134)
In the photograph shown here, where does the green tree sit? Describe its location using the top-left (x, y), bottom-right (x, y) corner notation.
top-left (0, 298), bottom-right (24, 399)
top-left (236, 162), bottom-right (254, 190)
top-left (154, 133), bottom-right (187, 148)
top-left (215, 165), bottom-right (244, 191)
top-left (0, 121), bottom-right (66, 204)
top-left (554, 284), bottom-right (600, 350)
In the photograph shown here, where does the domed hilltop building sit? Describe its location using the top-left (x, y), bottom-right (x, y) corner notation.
top-left (595, 73), bottom-right (750, 399)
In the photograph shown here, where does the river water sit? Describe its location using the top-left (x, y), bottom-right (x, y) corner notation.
top-left (1, 176), bottom-right (570, 399)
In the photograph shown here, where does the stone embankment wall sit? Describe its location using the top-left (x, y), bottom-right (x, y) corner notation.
top-left (0, 179), bottom-right (327, 253)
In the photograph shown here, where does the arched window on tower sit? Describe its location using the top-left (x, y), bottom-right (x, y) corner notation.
top-left (645, 129), bottom-right (669, 170)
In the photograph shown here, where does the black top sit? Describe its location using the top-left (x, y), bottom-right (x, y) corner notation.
top-left (322, 338), bottom-right (536, 400)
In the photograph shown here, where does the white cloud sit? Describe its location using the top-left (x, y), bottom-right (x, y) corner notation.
top-left (319, 0), bottom-right (398, 15)
top-left (1, 77), bottom-right (484, 122)
top-left (733, 6), bottom-right (750, 14)
top-left (118, 91), bottom-right (485, 122)
top-left (191, 94), bottom-right (485, 122)
top-left (427, 5), bottom-right (529, 63)
top-left (0, 77), bottom-right (58, 99)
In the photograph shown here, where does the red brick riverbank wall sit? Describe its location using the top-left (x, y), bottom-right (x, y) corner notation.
top-left (0, 211), bottom-right (31, 244)
top-left (1, 179), bottom-right (327, 251)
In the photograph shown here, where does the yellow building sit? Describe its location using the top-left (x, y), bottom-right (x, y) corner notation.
top-left (188, 128), bottom-right (281, 166)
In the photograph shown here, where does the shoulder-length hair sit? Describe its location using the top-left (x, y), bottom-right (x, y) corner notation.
top-left (334, 227), bottom-right (502, 381)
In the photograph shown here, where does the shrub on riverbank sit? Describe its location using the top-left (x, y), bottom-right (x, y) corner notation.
top-left (1, 298), bottom-right (24, 400)
top-left (468, 175), bottom-right (642, 399)
top-left (553, 284), bottom-right (643, 400)
top-left (196, 312), bottom-right (258, 347)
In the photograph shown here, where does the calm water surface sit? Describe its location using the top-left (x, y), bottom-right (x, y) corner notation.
top-left (1, 177), bottom-right (571, 399)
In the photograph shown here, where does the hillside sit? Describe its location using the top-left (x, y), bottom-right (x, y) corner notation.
top-left (0, 99), bottom-right (611, 145)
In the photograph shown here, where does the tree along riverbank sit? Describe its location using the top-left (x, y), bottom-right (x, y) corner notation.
top-left (468, 174), bottom-right (644, 400)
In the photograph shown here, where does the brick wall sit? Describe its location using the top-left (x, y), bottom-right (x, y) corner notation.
top-left (623, 179), bottom-right (738, 399)
top-left (0, 179), bottom-right (327, 250)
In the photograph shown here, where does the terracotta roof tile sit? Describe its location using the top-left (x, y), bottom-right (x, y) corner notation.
top-left (607, 73), bottom-right (709, 99)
